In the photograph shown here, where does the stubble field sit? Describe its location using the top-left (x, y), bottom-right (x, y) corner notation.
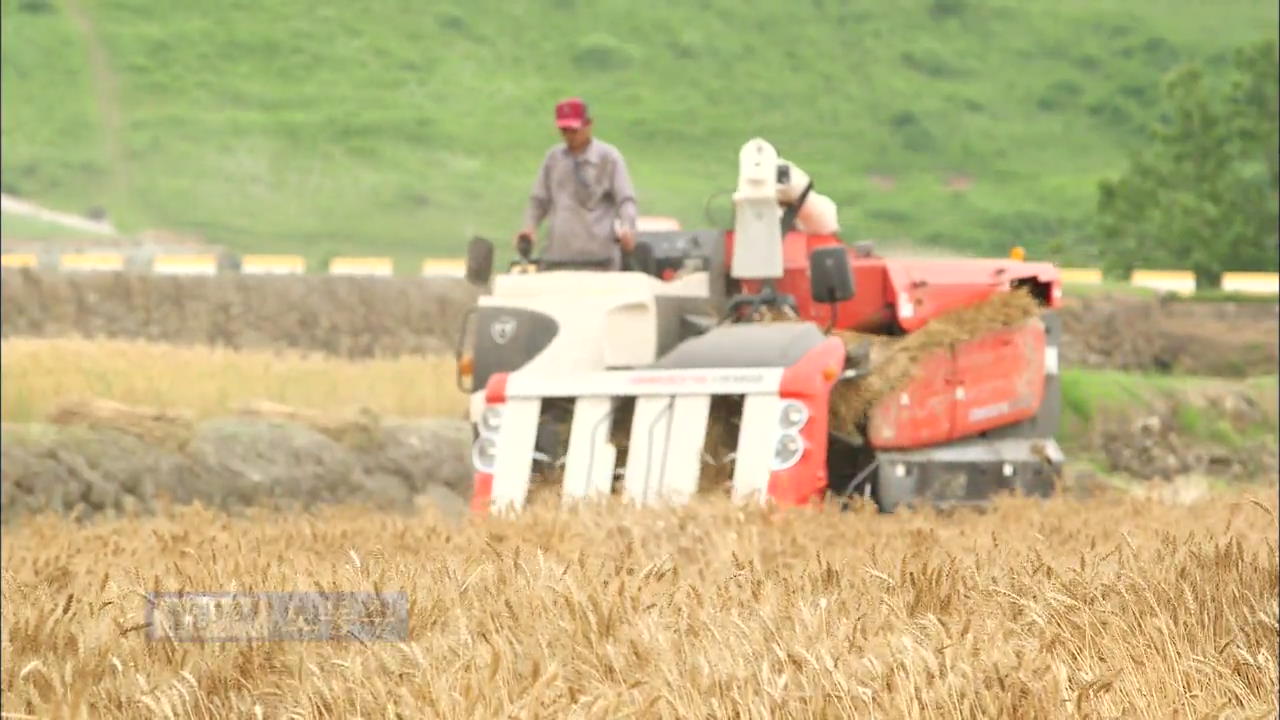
top-left (0, 336), bottom-right (466, 422)
top-left (2, 492), bottom-right (1277, 718)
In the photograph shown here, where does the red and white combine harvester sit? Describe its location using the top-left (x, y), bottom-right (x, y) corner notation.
top-left (456, 138), bottom-right (1065, 515)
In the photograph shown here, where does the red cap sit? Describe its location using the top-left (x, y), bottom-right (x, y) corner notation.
top-left (554, 97), bottom-right (589, 129)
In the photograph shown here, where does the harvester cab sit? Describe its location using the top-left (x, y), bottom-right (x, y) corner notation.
top-left (456, 138), bottom-right (1066, 516)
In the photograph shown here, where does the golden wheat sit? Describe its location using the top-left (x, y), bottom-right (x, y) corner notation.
top-left (0, 337), bottom-right (468, 421)
top-left (2, 489), bottom-right (1276, 718)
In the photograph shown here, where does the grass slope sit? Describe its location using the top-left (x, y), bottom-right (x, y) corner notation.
top-left (2, 0), bottom-right (1277, 270)
top-left (1059, 368), bottom-right (1279, 450)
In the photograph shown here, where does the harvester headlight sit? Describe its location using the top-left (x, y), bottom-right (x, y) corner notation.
top-left (471, 436), bottom-right (498, 474)
top-left (480, 406), bottom-right (503, 435)
top-left (771, 431), bottom-right (804, 471)
top-left (778, 400), bottom-right (809, 431)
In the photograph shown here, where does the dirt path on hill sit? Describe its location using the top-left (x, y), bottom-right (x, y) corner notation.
top-left (63, 0), bottom-right (128, 199)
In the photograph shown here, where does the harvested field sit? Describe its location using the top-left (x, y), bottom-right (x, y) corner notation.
top-left (3, 267), bottom-right (1276, 376)
top-left (1, 331), bottom-right (1275, 528)
top-left (1059, 292), bottom-right (1278, 377)
top-left (1, 337), bottom-right (468, 422)
top-left (2, 491), bottom-right (1276, 718)
top-left (3, 390), bottom-right (1274, 527)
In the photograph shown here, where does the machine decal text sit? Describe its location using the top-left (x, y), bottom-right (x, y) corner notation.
top-left (629, 372), bottom-right (766, 386)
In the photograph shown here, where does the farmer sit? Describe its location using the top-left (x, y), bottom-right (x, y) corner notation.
top-left (516, 97), bottom-right (638, 271)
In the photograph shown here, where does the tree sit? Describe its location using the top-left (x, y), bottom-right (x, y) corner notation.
top-left (1095, 38), bottom-right (1279, 288)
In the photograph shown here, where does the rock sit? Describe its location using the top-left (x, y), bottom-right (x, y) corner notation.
top-left (0, 410), bottom-right (475, 526)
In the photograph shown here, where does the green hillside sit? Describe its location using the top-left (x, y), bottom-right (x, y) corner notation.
top-left (2, 0), bottom-right (1276, 270)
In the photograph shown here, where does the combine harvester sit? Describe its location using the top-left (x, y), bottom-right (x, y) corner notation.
top-left (456, 138), bottom-right (1064, 515)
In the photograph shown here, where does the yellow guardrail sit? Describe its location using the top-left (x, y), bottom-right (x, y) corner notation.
top-left (59, 252), bottom-right (125, 272)
top-left (1, 253), bottom-right (38, 268)
top-left (1129, 269), bottom-right (1197, 296)
top-left (1058, 267), bottom-right (1103, 285)
top-left (152, 253), bottom-right (219, 276)
top-left (421, 258), bottom-right (467, 278)
top-left (1220, 271), bottom-right (1279, 295)
top-left (6, 250), bottom-right (1279, 299)
top-left (240, 254), bottom-right (306, 275)
top-left (328, 256), bottom-right (394, 277)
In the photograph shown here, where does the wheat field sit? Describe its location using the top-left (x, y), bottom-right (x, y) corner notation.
top-left (2, 489), bottom-right (1276, 719)
top-left (0, 338), bottom-right (468, 422)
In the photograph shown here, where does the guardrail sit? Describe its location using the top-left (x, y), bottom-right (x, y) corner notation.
top-left (1220, 271), bottom-right (1280, 295)
top-left (1040, 267), bottom-right (1276, 297)
top-left (0, 251), bottom-right (469, 279)
top-left (0, 251), bottom-right (1275, 296)
top-left (1056, 267), bottom-right (1104, 285)
top-left (240, 254), bottom-right (307, 275)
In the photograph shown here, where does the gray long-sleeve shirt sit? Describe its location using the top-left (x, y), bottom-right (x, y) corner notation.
top-left (522, 138), bottom-right (638, 268)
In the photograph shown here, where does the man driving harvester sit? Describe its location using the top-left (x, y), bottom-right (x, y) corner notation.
top-left (516, 97), bottom-right (638, 271)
